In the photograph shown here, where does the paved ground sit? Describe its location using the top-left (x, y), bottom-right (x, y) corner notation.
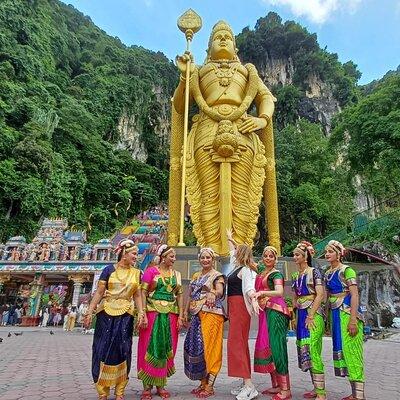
top-left (0, 327), bottom-right (399, 400)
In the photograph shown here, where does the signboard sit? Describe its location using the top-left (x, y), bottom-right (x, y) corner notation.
top-left (0, 261), bottom-right (110, 273)
top-left (187, 260), bottom-right (202, 280)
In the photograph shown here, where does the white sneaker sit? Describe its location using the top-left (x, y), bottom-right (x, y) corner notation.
top-left (236, 385), bottom-right (258, 400)
top-left (231, 385), bottom-right (244, 396)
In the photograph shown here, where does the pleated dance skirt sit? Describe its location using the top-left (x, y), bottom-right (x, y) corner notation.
top-left (92, 311), bottom-right (134, 388)
top-left (137, 311), bottom-right (179, 387)
top-left (184, 311), bottom-right (224, 381)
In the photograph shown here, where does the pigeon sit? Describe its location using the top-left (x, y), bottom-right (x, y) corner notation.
top-left (49, 330), bottom-right (54, 335)
top-left (14, 332), bottom-right (23, 336)
top-left (7, 332), bottom-right (11, 338)
top-left (0, 338), bottom-right (3, 343)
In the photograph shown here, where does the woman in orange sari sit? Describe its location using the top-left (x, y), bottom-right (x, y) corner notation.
top-left (183, 247), bottom-right (226, 398)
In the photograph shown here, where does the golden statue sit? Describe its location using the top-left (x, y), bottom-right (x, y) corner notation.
top-left (168, 16), bottom-right (281, 256)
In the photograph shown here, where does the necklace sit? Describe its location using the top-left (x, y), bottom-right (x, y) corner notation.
top-left (158, 266), bottom-right (174, 293)
top-left (261, 264), bottom-right (276, 277)
top-left (325, 264), bottom-right (342, 283)
top-left (114, 264), bottom-right (132, 285)
top-left (294, 271), bottom-right (307, 292)
top-left (211, 62), bottom-right (239, 87)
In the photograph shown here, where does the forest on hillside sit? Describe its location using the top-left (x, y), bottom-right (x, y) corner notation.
top-left (0, 1), bottom-right (399, 254)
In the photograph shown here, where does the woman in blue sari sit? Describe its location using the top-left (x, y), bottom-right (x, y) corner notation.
top-left (325, 240), bottom-right (365, 400)
top-left (292, 241), bottom-right (326, 399)
top-left (84, 239), bottom-right (146, 400)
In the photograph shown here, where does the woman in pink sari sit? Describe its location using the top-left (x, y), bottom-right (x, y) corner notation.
top-left (138, 245), bottom-right (184, 399)
top-left (254, 246), bottom-right (292, 400)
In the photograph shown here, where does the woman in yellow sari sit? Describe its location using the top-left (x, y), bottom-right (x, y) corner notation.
top-left (84, 239), bottom-right (145, 400)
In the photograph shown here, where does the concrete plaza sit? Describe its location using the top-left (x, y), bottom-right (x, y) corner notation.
top-left (0, 327), bottom-right (398, 400)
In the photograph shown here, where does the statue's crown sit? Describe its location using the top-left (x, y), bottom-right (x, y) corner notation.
top-left (206, 20), bottom-right (238, 63)
top-left (211, 20), bottom-right (234, 37)
top-left (208, 20), bottom-right (234, 48)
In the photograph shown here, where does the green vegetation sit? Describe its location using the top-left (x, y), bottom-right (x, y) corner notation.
top-left (345, 210), bottom-right (400, 256)
top-left (0, 2), bottom-right (397, 257)
top-left (255, 119), bottom-right (354, 256)
top-left (0, 0), bottom-right (177, 242)
top-left (237, 12), bottom-right (360, 109)
top-left (331, 74), bottom-right (400, 200)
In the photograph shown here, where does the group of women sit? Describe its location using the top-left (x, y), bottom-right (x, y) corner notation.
top-left (84, 237), bottom-right (365, 400)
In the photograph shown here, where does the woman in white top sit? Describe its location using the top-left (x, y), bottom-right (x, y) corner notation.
top-left (226, 230), bottom-right (260, 400)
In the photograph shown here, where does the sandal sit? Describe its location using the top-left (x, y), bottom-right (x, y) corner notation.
top-left (262, 386), bottom-right (280, 395)
top-left (141, 389), bottom-right (153, 400)
top-left (156, 388), bottom-right (171, 399)
top-left (303, 391), bottom-right (317, 399)
top-left (272, 393), bottom-right (292, 400)
top-left (196, 385), bottom-right (214, 398)
top-left (191, 385), bottom-right (205, 395)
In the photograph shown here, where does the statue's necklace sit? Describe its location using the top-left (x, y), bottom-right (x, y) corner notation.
top-left (211, 61), bottom-right (238, 87)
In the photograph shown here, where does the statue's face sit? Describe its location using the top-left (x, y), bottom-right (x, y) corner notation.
top-left (210, 29), bottom-right (235, 60)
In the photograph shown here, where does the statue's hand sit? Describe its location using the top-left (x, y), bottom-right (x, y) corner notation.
top-left (175, 51), bottom-right (195, 77)
top-left (238, 116), bottom-right (267, 134)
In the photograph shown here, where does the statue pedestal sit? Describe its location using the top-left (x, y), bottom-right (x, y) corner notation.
top-left (172, 246), bottom-right (200, 281)
top-left (21, 316), bottom-right (40, 327)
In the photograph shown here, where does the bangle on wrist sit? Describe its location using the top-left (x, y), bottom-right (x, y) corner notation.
top-left (259, 113), bottom-right (271, 125)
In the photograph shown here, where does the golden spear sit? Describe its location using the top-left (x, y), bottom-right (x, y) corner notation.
top-left (176, 9), bottom-right (202, 246)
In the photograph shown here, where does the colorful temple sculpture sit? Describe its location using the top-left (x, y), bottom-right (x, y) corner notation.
top-left (0, 213), bottom-right (167, 326)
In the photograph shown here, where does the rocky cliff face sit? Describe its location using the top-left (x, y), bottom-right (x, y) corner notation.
top-left (116, 111), bottom-right (148, 162)
top-left (358, 266), bottom-right (400, 327)
top-left (153, 85), bottom-right (171, 149)
top-left (258, 57), bottom-right (341, 133)
top-left (116, 85), bottom-right (171, 162)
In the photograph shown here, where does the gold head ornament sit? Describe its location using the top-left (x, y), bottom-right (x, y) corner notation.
top-left (198, 247), bottom-right (217, 260)
top-left (115, 239), bottom-right (138, 257)
top-left (295, 241), bottom-right (315, 257)
top-left (326, 240), bottom-right (346, 258)
top-left (206, 20), bottom-right (239, 63)
top-left (263, 245), bottom-right (278, 258)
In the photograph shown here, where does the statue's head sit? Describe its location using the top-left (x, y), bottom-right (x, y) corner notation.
top-left (206, 20), bottom-right (239, 62)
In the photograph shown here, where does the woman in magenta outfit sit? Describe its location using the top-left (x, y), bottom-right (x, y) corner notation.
top-left (137, 245), bottom-right (184, 400)
top-left (254, 246), bottom-right (292, 400)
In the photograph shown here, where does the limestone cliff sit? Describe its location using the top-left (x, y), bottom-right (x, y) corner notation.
top-left (116, 85), bottom-right (172, 163)
top-left (116, 111), bottom-right (147, 162)
top-left (258, 57), bottom-right (341, 133)
top-left (358, 266), bottom-right (400, 327)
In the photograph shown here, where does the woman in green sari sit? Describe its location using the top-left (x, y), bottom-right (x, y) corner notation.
top-left (254, 246), bottom-right (291, 400)
top-left (325, 240), bottom-right (365, 400)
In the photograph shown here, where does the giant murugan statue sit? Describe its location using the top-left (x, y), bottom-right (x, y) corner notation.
top-left (168, 18), bottom-right (280, 256)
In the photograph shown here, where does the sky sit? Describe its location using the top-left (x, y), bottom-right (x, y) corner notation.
top-left (60, 0), bottom-right (400, 84)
